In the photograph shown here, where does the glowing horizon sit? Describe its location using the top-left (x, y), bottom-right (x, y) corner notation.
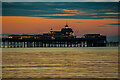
top-left (2, 16), bottom-right (118, 35)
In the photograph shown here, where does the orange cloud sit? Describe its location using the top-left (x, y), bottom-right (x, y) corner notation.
top-left (56, 9), bottom-right (96, 16)
top-left (70, 11), bottom-right (86, 15)
top-left (56, 8), bottom-right (81, 15)
top-left (93, 16), bottom-right (117, 18)
top-left (79, 13), bottom-right (97, 15)
top-left (34, 14), bottom-right (75, 16)
top-left (56, 9), bottom-right (78, 12)
top-left (104, 13), bottom-right (120, 14)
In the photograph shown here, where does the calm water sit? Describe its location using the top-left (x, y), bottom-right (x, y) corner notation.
top-left (2, 47), bottom-right (118, 78)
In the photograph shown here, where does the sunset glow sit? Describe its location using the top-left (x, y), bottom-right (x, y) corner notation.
top-left (2, 16), bottom-right (118, 36)
top-left (2, 2), bottom-right (119, 41)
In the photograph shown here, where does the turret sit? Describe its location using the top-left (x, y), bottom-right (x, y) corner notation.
top-left (50, 28), bottom-right (53, 32)
top-left (61, 24), bottom-right (73, 36)
top-left (50, 28), bottom-right (53, 34)
top-left (65, 24), bottom-right (69, 29)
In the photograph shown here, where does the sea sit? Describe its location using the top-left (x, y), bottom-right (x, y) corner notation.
top-left (2, 47), bottom-right (118, 78)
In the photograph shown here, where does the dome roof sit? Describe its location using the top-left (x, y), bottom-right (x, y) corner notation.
top-left (61, 28), bottom-right (73, 33)
top-left (50, 28), bottom-right (53, 32)
top-left (65, 24), bottom-right (69, 27)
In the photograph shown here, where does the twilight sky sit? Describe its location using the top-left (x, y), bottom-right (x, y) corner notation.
top-left (2, 2), bottom-right (119, 41)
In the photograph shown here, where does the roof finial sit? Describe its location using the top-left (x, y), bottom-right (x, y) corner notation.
top-left (65, 20), bottom-right (69, 28)
top-left (66, 20), bottom-right (67, 25)
top-left (50, 28), bottom-right (53, 32)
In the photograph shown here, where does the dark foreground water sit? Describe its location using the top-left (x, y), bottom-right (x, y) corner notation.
top-left (2, 47), bottom-right (118, 78)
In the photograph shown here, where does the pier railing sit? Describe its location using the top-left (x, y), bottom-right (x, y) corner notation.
top-left (1, 38), bottom-right (106, 48)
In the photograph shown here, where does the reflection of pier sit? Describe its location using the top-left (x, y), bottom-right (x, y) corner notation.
top-left (1, 37), bottom-right (106, 48)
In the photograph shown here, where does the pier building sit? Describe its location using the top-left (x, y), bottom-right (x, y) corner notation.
top-left (8, 24), bottom-right (75, 39)
top-left (1, 24), bottom-right (107, 48)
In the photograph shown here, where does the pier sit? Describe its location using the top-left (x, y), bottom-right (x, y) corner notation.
top-left (1, 24), bottom-right (107, 48)
top-left (1, 37), bottom-right (106, 48)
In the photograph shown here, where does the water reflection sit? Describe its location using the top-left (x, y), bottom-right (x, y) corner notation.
top-left (2, 47), bottom-right (118, 78)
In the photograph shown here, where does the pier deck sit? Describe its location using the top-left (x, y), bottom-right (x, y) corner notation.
top-left (1, 37), bottom-right (106, 48)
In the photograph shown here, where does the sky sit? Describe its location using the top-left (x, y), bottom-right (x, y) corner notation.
top-left (2, 2), bottom-right (119, 41)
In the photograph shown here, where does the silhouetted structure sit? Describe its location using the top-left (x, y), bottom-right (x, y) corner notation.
top-left (1, 24), bottom-right (107, 48)
top-left (8, 24), bottom-right (75, 39)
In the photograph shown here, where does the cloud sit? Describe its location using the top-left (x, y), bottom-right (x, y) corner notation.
top-left (34, 14), bottom-right (76, 16)
top-left (56, 9), bottom-right (78, 12)
top-left (104, 12), bottom-right (120, 14)
top-left (93, 16), bottom-right (117, 18)
top-left (2, 2), bottom-right (119, 19)
top-left (56, 8), bottom-right (86, 15)
top-left (56, 8), bottom-right (98, 16)
top-left (108, 23), bottom-right (120, 25)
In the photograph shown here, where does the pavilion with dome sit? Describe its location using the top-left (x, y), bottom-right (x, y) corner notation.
top-left (42, 24), bottom-right (75, 39)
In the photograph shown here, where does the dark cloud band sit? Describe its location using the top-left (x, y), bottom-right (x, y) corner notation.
top-left (2, 2), bottom-right (119, 19)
